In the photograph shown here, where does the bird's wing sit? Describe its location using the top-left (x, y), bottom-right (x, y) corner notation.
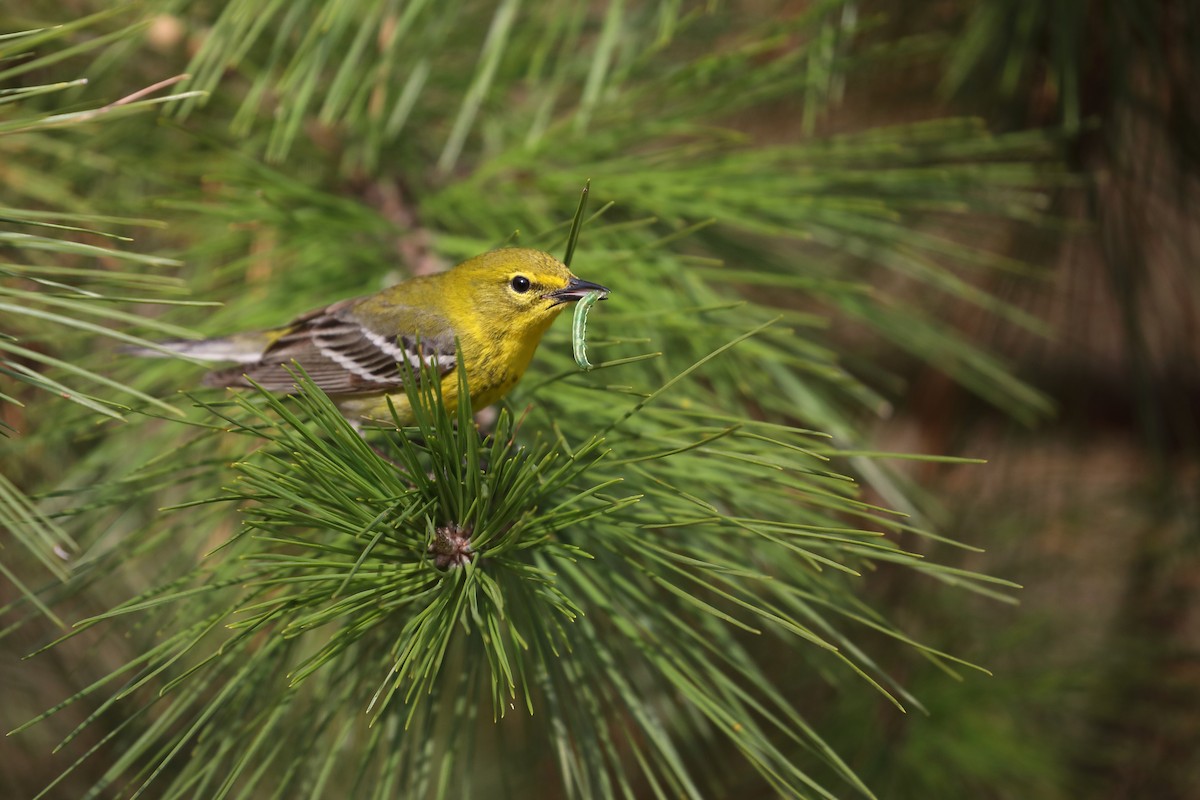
top-left (203, 297), bottom-right (457, 394)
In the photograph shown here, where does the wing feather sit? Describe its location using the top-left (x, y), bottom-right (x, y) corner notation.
top-left (203, 298), bottom-right (457, 394)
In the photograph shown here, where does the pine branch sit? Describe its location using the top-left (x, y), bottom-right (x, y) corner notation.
top-left (11, 331), bottom-right (1014, 798)
top-left (0, 22), bottom-right (209, 622)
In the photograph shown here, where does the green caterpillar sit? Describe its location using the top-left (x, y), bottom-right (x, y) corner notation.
top-left (572, 289), bottom-right (603, 370)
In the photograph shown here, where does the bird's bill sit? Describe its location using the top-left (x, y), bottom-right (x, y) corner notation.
top-left (545, 277), bottom-right (610, 307)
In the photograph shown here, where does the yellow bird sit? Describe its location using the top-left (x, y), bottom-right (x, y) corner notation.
top-left (138, 248), bottom-right (609, 424)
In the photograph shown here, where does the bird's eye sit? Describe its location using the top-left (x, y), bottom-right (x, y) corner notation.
top-left (510, 275), bottom-right (531, 293)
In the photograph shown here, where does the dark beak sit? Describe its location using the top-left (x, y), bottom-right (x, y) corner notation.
top-left (545, 277), bottom-right (610, 307)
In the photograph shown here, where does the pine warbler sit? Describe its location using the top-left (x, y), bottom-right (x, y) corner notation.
top-left (139, 248), bottom-right (609, 424)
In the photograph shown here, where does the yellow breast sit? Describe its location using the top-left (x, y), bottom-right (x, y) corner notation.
top-left (335, 316), bottom-right (556, 426)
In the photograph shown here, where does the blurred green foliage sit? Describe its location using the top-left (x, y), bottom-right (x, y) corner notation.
top-left (7, 1), bottom-right (1188, 798)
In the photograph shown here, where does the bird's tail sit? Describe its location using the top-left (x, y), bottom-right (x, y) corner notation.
top-left (121, 332), bottom-right (272, 365)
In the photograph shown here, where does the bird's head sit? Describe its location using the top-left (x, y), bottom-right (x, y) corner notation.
top-left (456, 247), bottom-right (609, 335)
